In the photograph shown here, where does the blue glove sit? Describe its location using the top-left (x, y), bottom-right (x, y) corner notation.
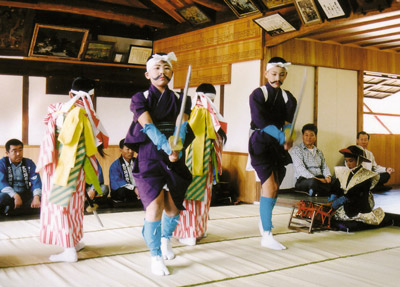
top-left (142, 123), bottom-right (172, 155)
top-left (262, 125), bottom-right (285, 145)
top-left (174, 121), bottom-right (188, 145)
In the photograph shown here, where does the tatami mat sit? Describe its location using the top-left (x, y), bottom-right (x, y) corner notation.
top-left (1, 204), bottom-right (399, 287)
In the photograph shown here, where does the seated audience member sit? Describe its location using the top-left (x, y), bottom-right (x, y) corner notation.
top-left (290, 123), bottom-right (332, 196)
top-left (0, 139), bottom-right (42, 215)
top-left (109, 139), bottom-right (140, 204)
top-left (356, 131), bottom-right (395, 191)
top-left (329, 145), bottom-right (385, 226)
top-left (86, 158), bottom-right (109, 204)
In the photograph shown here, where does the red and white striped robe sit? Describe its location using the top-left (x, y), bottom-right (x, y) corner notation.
top-left (37, 103), bottom-right (98, 248)
top-left (174, 96), bottom-right (225, 239)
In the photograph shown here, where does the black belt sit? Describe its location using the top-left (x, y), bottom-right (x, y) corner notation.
top-left (154, 121), bottom-right (175, 138)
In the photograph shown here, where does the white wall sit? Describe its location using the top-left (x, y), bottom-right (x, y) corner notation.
top-left (224, 60), bottom-right (260, 153)
top-left (96, 97), bottom-right (132, 145)
top-left (0, 76), bottom-right (23, 145)
top-left (28, 77), bottom-right (68, 145)
top-left (317, 67), bottom-right (358, 169)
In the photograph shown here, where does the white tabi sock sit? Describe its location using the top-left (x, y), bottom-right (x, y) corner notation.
top-left (161, 237), bottom-right (175, 260)
top-left (151, 255), bottom-right (170, 276)
top-left (179, 237), bottom-right (196, 246)
top-left (49, 247), bottom-right (78, 262)
top-left (75, 241), bottom-right (85, 252)
top-left (261, 231), bottom-right (287, 250)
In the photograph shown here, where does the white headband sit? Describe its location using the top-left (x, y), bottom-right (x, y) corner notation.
top-left (196, 91), bottom-right (216, 101)
top-left (266, 62), bottom-right (291, 72)
top-left (70, 89), bottom-right (94, 97)
top-left (146, 52), bottom-right (177, 71)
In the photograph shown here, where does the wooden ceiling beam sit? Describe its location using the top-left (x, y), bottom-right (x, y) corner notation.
top-left (339, 27), bottom-right (400, 44)
top-left (193, 0), bottom-right (227, 11)
top-left (313, 19), bottom-right (400, 41)
top-left (151, 0), bottom-right (186, 23)
top-left (264, 3), bottom-right (400, 48)
top-left (0, 0), bottom-right (171, 28)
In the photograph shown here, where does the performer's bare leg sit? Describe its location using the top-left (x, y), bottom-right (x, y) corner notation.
top-left (259, 173), bottom-right (286, 250)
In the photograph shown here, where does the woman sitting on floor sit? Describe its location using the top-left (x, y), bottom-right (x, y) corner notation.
top-left (329, 145), bottom-right (385, 226)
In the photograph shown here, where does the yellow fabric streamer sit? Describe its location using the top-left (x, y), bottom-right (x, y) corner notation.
top-left (84, 157), bottom-right (102, 195)
top-left (54, 107), bottom-right (97, 186)
top-left (188, 107), bottom-right (216, 176)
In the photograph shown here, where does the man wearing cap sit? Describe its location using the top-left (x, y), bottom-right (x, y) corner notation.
top-left (329, 145), bottom-right (384, 225)
top-left (125, 52), bottom-right (193, 276)
top-left (248, 57), bottom-right (297, 250)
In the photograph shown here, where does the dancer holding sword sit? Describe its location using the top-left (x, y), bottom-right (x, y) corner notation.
top-left (248, 57), bottom-right (304, 250)
top-left (125, 52), bottom-right (193, 276)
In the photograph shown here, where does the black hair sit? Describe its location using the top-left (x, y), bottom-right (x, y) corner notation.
top-left (71, 77), bottom-right (95, 93)
top-left (5, 139), bottom-right (23, 152)
top-left (302, 123), bottom-right (318, 135)
top-left (268, 57), bottom-right (287, 64)
top-left (119, 138), bottom-right (126, 149)
top-left (357, 131), bottom-right (370, 140)
top-left (196, 83), bottom-right (216, 94)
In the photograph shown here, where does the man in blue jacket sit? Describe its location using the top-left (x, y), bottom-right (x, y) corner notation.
top-left (0, 139), bottom-right (42, 215)
top-left (109, 139), bottom-right (140, 204)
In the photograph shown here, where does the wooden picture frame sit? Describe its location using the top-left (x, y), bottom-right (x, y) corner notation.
top-left (0, 7), bottom-right (34, 56)
top-left (317, 0), bottom-right (346, 19)
top-left (84, 41), bottom-right (115, 62)
top-left (177, 4), bottom-right (211, 25)
top-left (224, 0), bottom-right (260, 18)
top-left (294, 0), bottom-right (322, 25)
top-left (253, 13), bottom-right (296, 36)
top-left (29, 24), bottom-right (89, 60)
top-left (261, 0), bottom-right (293, 9)
top-left (127, 45), bottom-right (152, 65)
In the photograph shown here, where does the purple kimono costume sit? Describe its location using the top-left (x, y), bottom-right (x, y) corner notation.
top-left (125, 84), bottom-right (192, 210)
top-left (248, 83), bottom-right (297, 185)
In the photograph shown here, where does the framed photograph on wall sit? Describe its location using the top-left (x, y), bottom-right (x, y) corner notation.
top-left (127, 45), bottom-right (152, 65)
top-left (0, 7), bottom-right (34, 56)
top-left (177, 4), bottom-right (211, 25)
top-left (253, 13), bottom-right (296, 36)
top-left (317, 0), bottom-right (346, 19)
top-left (84, 41), bottom-right (115, 62)
top-left (224, 0), bottom-right (260, 18)
top-left (294, 0), bottom-right (322, 25)
top-left (29, 24), bottom-right (89, 60)
top-left (261, 0), bottom-right (293, 9)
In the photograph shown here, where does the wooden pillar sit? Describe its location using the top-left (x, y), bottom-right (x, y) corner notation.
top-left (22, 76), bottom-right (29, 144)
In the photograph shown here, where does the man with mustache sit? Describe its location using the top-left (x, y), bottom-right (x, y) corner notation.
top-left (125, 52), bottom-right (193, 276)
top-left (248, 57), bottom-right (297, 250)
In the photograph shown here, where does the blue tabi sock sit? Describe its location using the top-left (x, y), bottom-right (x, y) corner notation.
top-left (161, 212), bottom-right (180, 239)
top-left (142, 220), bottom-right (162, 256)
top-left (260, 196), bottom-right (277, 231)
top-left (328, 194), bottom-right (337, 202)
top-left (332, 196), bottom-right (348, 210)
